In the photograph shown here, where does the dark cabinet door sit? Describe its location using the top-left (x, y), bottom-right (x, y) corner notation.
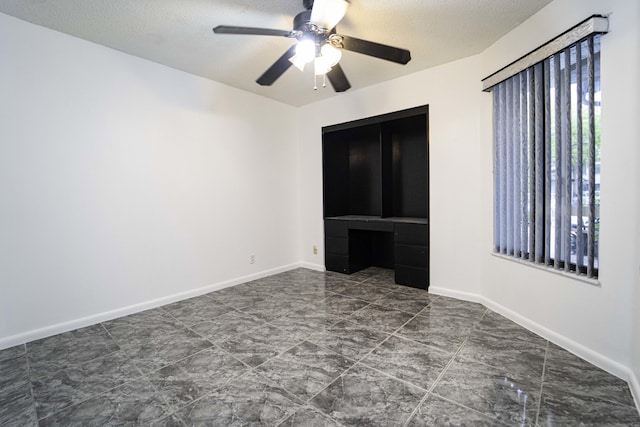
top-left (324, 219), bottom-right (349, 273)
top-left (394, 223), bottom-right (428, 246)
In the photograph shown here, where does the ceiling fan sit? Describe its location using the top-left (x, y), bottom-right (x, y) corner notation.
top-left (213, 0), bottom-right (411, 92)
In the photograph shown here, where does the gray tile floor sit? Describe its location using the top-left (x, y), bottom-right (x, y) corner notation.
top-left (1, 267), bottom-right (639, 426)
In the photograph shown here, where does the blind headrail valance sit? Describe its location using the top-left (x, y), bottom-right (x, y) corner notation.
top-left (482, 15), bottom-right (608, 92)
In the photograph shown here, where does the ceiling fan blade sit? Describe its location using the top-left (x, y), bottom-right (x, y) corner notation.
top-left (310, 0), bottom-right (349, 30)
top-left (326, 63), bottom-right (351, 92)
top-left (256, 45), bottom-right (298, 86)
top-left (335, 34), bottom-right (411, 64)
top-left (213, 25), bottom-right (294, 38)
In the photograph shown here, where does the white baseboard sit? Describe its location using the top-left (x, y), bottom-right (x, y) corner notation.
top-left (299, 261), bottom-right (326, 272)
top-left (429, 285), bottom-right (638, 392)
top-left (428, 286), bottom-right (485, 305)
top-left (0, 263), bottom-right (302, 350)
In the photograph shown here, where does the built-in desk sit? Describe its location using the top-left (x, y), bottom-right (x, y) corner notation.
top-left (324, 215), bottom-right (429, 289)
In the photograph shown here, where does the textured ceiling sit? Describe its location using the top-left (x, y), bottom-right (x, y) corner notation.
top-left (0, 0), bottom-right (552, 107)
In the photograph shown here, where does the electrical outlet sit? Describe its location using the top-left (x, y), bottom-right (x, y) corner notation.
top-left (250, 255), bottom-right (255, 264)
top-left (313, 245), bottom-right (318, 255)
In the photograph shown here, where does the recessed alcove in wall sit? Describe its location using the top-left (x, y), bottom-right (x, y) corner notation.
top-left (322, 105), bottom-right (429, 288)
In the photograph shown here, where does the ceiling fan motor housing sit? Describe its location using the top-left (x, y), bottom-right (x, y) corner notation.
top-left (293, 10), bottom-right (313, 32)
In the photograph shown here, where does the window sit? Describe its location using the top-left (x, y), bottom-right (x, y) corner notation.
top-left (491, 33), bottom-right (601, 279)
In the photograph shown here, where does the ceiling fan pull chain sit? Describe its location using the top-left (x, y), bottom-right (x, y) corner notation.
top-left (323, 73), bottom-right (327, 88)
top-left (314, 73), bottom-right (318, 90)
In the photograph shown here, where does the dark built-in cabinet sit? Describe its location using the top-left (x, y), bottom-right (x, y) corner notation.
top-left (322, 106), bottom-right (429, 289)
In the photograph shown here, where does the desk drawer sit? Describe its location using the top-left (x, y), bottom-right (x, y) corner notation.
top-left (394, 223), bottom-right (428, 246)
top-left (395, 244), bottom-right (428, 268)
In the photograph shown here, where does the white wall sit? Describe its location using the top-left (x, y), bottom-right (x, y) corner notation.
top-left (0, 13), bottom-right (300, 348)
top-left (479, 0), bottom-right (640, 382)
top-left (297, 55), bottom-right (485, 296)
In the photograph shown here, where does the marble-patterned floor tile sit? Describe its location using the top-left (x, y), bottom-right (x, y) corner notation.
top-left (407, 394), bottom-right (507, 426)
top-left (164, 297), bottom-right (232, 326)
top-left (162, 294), bottom-right (215, 312)
top-left (361, 335), bottom-right (451, 390)
top-left (107, 317), bottom-right (188, 346)
top-left (151, 413), bottom-right (186, 427)
top-left (474, 310), bottom-right (547, 347)
top-left (372, 291), bottom-right (434, 314)
top-left (310, 363), bottom-right (426, 426)
top-left (333, 282), bottom-right (393, 303)
top-left (277, 405), bottom-right (343, 427)
top-left (27, 324), bottom-right (120, 379)
top-left (537, 383), bottom-right (640, 426)
top-left (102, 307), bottom-right (168, 331)
top-left (190, 310), bottom-right (265, 343)
top-left (116, 327), bottom-right (212, 374)
top-left (319, 277), bottom-right (366, 295)
top-left (347, 304), bottom-right (414, 333)
top-left (416, 301), bottom-right (485, 324)
top-left (543, 343), bottom-right (636, 407)
top-left (304, 294), bottom-right (369, 318)
top-left (256, 341), bottom-right (354, 401)
top-left (432, 357), bottom-right (540, 426)
top-left (215, 292), bottom-right (271, 311)
top-left (31, 350), bottom-right (142, 420)
top-left (176, 370), bottom-right (301, 426)
top-left (38, 377), bottom-right (171, 426)
top-left (0, 344), bottom-right (26, 363)
top-left (391, 285), bottom-right (434, 298)
top-left (213, 281), bottom-right (265, 297)
top-left (352, 267), bottom-right (395, 283)
top-left (396, 311), bottom-right (477, 353)
top-left (269, 309), bottom-right (344, 341)
top-left (5, 268), bottom-right (637, 426)
top-left (268, 292), bottom-right (329, 310)
top-left (308, 320), bottom-right (389, 361)
top-left (148, 346), bottom-right (247, 411)
top-left (241, 297), bottom-right (306, 322)
top-left (275, 268), bottom-right (329, 282)
top-left (305, 284), bottom-right (347, 298)
top-left (218, 324), bottom-right (300, 368)
top-left (0, 352), bottom-right (29, 393)
top-left (457, 331), bottom-right (546, 383)
top-left (425, 296), bottom-right (487, 317)
top-left (0, 382), bottom-right (37, 427)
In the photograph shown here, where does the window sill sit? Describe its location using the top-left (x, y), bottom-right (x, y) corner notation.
top-left (491, 252), bottom-right (601, 287)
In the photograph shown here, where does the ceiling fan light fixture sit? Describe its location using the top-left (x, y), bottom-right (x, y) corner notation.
top-left (289, 38), bottom-right (316, 71)
top-left (214, 0), bottom-right (409, 93)
top-left (321, 43), bottom-right (342, 66)
top-left (289, 53), bottom-right (307, 71)
top-left (314, 56), bottom-right (333, 75)
top-left (310, 0), bottom-right (349, 30)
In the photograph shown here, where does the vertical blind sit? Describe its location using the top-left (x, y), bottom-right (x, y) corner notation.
top-left (492, 34), bottom-right (601, 278)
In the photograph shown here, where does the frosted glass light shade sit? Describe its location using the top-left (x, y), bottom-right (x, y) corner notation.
top-left (314, 56), bottom-right (332, 75)
top-left (310, 0), bottom-right (349, 30)
top-left (289, 39), bottom-right (316, 71)
top-left (321, 43), bottom-right (342, 66)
